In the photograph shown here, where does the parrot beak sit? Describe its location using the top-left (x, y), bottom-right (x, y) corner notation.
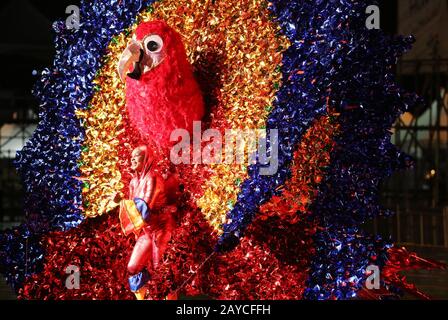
top-left (118, 40), bottom-right (145, 82)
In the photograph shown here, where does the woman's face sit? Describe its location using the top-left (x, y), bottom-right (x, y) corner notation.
top-left (130, 148), bottom-right (145, 171)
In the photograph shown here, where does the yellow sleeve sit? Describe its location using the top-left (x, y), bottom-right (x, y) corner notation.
top-left (119, 200), bottom-right (145, 236)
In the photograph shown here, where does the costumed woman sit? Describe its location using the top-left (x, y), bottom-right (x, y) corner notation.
top-left (112, 145), bottom-right (179, 300)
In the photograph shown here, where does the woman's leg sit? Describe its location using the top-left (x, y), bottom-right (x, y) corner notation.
top-left (152, 224), bottom-right (173, 270)
top-left (127, 231), bottom-right (154, 299)
top-left (128, 231), bottom-right (153, 274)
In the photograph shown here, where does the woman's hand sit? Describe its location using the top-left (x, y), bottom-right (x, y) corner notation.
top-left (104, 192), bottom-right (122, 213)
top-left (112, 192), bottom-right (122, 203)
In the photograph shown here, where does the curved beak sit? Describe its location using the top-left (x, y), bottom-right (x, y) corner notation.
top-left (117, 40), bottom-right (144, 82)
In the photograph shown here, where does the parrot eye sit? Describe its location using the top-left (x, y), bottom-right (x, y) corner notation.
top-left (147, 41), bottom-right (159, 51)
top-left (144, 35), bottom-right (163, 53)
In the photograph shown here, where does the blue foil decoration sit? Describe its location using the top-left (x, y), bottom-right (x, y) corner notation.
top-left (217, 0), bottom-right (419, 300)
top-left (1, 0), bottom-right (157, 292)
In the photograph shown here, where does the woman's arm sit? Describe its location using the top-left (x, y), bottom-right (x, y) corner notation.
top-left (149, 176), bottom-right (161, 210)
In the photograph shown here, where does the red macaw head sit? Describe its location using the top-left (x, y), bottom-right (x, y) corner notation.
top-left (117, 20), bottom-right (188, 82)
top-left (116, 20), bottom-right (205, 149)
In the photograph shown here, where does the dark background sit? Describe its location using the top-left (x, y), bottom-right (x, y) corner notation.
top-left (0, 0), bottom-right (76, 93)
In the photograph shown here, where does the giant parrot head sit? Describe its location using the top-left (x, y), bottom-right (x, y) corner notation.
top-left (117, 20), bottom-right (205, 151)
top-left (118, 20), bottom-right (188, 81)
